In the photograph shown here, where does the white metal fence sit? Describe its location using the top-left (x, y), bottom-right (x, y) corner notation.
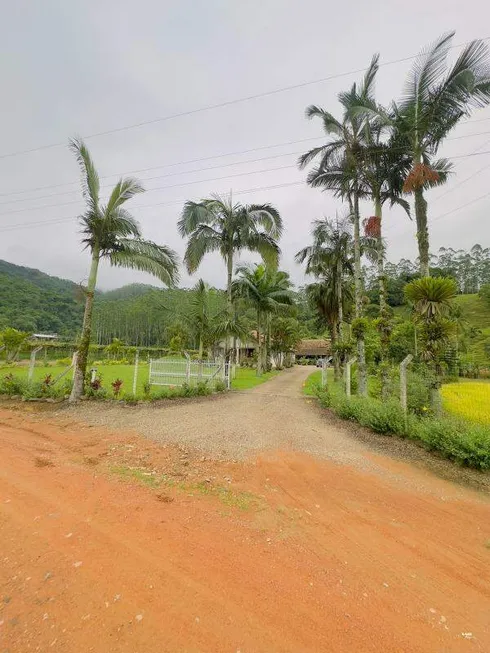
top-left (149, 356), bottom-right (230, 389)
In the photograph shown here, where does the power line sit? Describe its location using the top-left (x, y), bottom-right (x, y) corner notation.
top-left (432, 135), bottom-right (490, 204)
top-left (0, 135), bottom-right (325, 199)
top-left (1, 36), bottom-right (489, 160)
top-left (0, 163), bottom-right (302, 218)
top-left (0, 147), bottom-right (311, 206)
top-left (0, 180), bottom-right (305, 233)
top-left (3, 131), bottom-right (490, 217)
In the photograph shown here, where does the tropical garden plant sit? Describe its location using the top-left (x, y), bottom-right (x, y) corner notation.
top-left (233, 264), bottom-right (294, 375)
top-left (69, 138), bottom-right (179, 402)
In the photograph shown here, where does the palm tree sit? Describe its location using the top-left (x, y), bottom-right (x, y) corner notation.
top-left (296, 216), bottom-right (353, 328)
top-left (394, 33), bottom-right (490, 276)
top-left (298, 58), bottom-right (380, 394)
top-left (233, 264), bottom-right (294, 375)
top-left (305, 275), bottom-right (352, 381)
top-left (186, 279), bottom-right (211, 359)
top-left (178, 193), bottom-right (283, 313)
top-left (69, 138), bottom-right (179, 402)
top-left (404, 277), bottom-right (458, 321)
top-left (296, 217), bottom-right (353, 379)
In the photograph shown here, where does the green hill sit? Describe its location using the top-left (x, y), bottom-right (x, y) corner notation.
top-left (0, 259), bottom-right (226, 346)
top-left (453, 294), bottom-right (490, 365)
top-left (0, 260), bottom-right (83, 336)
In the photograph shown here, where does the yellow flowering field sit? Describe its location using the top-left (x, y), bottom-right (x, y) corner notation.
top-left (441, 382), bottom-right (490, 426)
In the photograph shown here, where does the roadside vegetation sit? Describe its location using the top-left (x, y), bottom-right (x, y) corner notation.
top-left (0, 32), bottom-right (489, 436)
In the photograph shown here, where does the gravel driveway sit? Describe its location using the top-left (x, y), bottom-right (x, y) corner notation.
top-left (64, 367), bottom-right (366, 463)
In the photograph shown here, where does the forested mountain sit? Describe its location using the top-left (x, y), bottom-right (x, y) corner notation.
top-left (0, 244), bottom-right (489, 350)
top-left (0, 260), bottom-right (83, 335)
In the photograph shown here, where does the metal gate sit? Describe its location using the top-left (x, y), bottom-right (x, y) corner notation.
top-left (149, 355), bottom-right (229, 388)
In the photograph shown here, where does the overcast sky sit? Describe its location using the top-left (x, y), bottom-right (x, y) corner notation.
top-left (1, 0), bottom-right (489, 290)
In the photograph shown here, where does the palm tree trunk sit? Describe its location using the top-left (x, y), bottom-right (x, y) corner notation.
top-left (414, 186), bottom-right (430, 277)
top-left (351, 189), bottom-right (367, 396)
top-left (265, 313), bottom-right (271, 371)
top-left (337, 259), bottom-right (343, 336)
top-left (375, 195), bottom-right (389, 399)
top-left (374, 195), bottom-right (386, 316)
top-left (331, 324), bottom-right (340, 382)
top-left (226, 251), bottom-right (234, 313)
top-left (198, 335), bottom-right (204, 360)
top-left (70, 249), bottom-right (100, 402)
top-left (256, 309), bottom-right (262, 377)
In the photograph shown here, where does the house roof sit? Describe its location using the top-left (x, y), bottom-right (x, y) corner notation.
top-left (295, 338), bottom-right (331, 356)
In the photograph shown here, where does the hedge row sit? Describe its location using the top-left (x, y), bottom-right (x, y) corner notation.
top-left (317, 387), bottom-right (490, 471)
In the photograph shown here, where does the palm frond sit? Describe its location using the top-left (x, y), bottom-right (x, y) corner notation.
top-left (246, 232), bottom-right (281, 268)
top-left (401, 32), bottom-right (454, 110)
top-left (109, 238), bottom-right (179, 286)
top-left (183, 225), bottom-right (222, 273)
top-left (106, 178), bottom-right (145, 215)
top-left (178, 200), bottom-right (218, 237)
top-left (245, 203), bottom-right (283, 238)
top-left (305, 106), bottom-right (343, 135)
top-left (69, 137), bottom-right (100, 215)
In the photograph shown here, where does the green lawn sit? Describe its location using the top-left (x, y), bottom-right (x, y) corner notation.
top-left (1, 362), bottom-right (277, 395)
top-left (231, 367), bottom-right (278, 390)
top-left (302, 368), bottom-right (335, 396)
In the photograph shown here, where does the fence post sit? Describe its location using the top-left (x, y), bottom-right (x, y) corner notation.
top-left (184, 351), bottom-right (191, 384)
top-left (28, 346), bottom-right (43, 383)
top-left (321, 358), bottom-right (328, 388)
top-left (400, 354), bottom-right (413, 413)
top-left (344, 357), bottom-right (357, 398)
top-left (132, 349), bottom-right (139, 395)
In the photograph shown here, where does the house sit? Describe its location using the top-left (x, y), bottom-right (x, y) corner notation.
top-left (294, 338), bottom-right (331, 361)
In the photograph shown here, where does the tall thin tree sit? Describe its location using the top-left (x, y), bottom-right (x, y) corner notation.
top-left (69, 138), bottom-right (179, 402)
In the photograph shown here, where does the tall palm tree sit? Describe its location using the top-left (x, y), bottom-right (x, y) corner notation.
top-left (69, 138), bottom-right (179, 402)
top-left (233, 264), bottom-right (294, 375)
top-left (298, 57), bottom-right (379, 394)
top-left (305, 275), bottom-right (353, 381)
top-left (178, 193), bottom-right (283, 312)
top-left (296, 217), bottom-right (353, 378)
top-left (186, 279), bottom-right (211, 359)
top-left (394, 33), bottom-right (490, 276)
top-left (405, 276), bottom-right (457, 366)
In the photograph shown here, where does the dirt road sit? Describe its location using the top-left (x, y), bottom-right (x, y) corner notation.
top-left (1, 368), bottom-right (490, 652)
top-left (65, 366), bottom-right (369, 463)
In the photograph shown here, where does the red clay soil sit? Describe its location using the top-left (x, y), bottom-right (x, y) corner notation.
top-left (1, 407), bottom-right (489, 653)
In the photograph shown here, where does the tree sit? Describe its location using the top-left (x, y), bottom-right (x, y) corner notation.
top-left (233, 264), bottom-right (294, 375)
top-left (270, 317), bottom-right (302, 367)
top-left (185, 279), bottom-right (212, 359)
top-left (298, 57), bottom-right (381, 395)
top-left (296, 217), bottom-right (353, 380)
top-left (0, 327), bottom-right (29, 361)
top-left (178, 193), bottom-right (283, 313)
top-left (104, 338), bottom-right (125, 359)
top-left (69, 138), bottom-right (179, 402)
top-left (394, 33), bottom-right (490, 276)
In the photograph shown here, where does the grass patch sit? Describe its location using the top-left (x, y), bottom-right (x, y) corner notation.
top-left (2, 363), bottom-right (277, 397)
top-left (110, 465), bottom-right (257, 510)
top-left (316, 382), bottom-right (490, 471)
top-left (302, 369), bottom-right (335, 396)
top-left (231, 367), bottom-right (278, 391)
top-left (441, 382), bottom-right (490, 426)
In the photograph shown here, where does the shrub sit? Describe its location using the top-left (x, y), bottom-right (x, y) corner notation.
top-left (317, 387), bottom-right (490, 470)
top-left (214, 380), bottom-right (227, 392)
top-left (0, 373), bottom-right (26, 396)
top-left (111, 378), bottom-right (123, 397)
top-left (56, 358), bottom-right (73, 366)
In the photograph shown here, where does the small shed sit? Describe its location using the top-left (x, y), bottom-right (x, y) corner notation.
top-left (294, 338), bottom-right (331, 360)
